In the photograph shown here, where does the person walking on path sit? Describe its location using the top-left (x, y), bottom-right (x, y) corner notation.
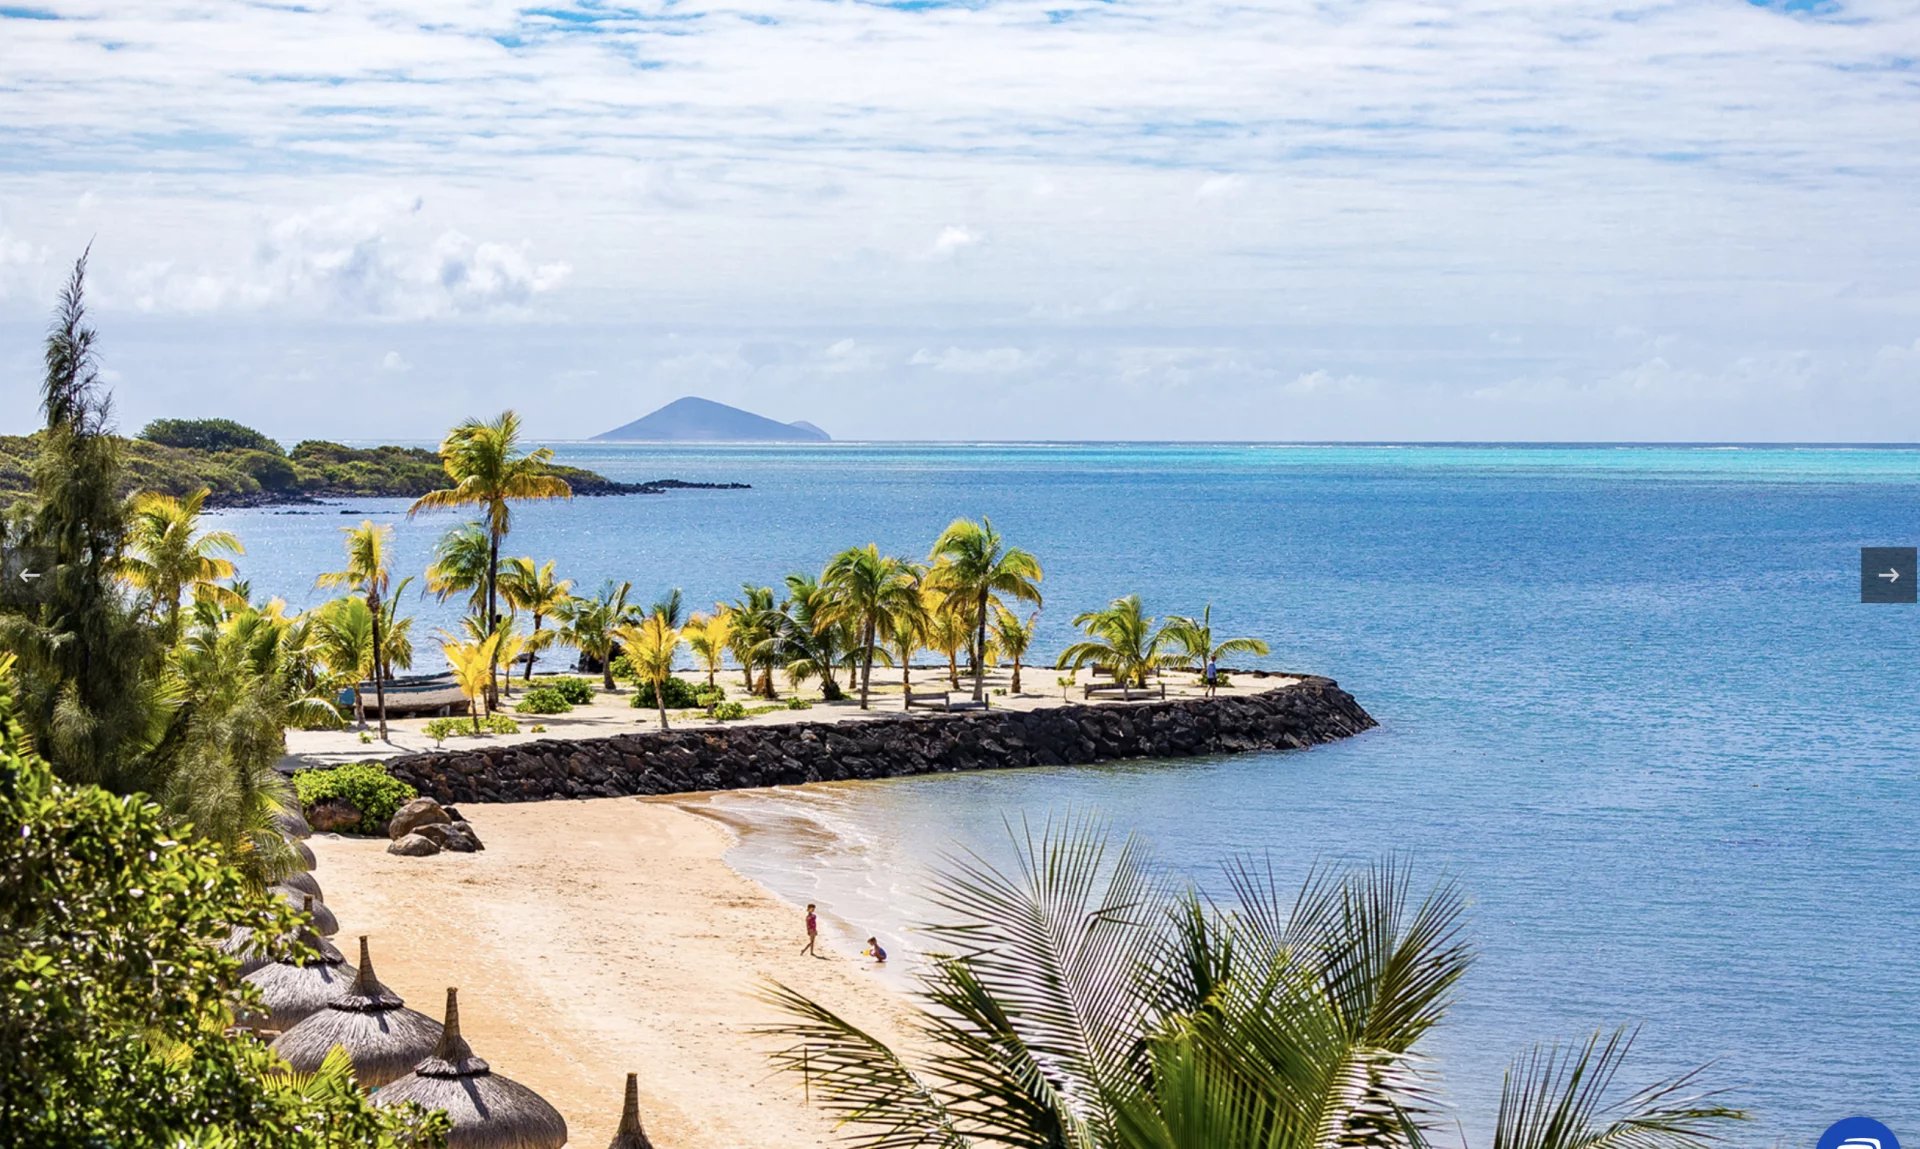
top-left (800, 903), bottom-right (820, 957)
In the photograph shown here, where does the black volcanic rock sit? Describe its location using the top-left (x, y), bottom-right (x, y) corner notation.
top-left (595, 397), bottom-right (831, 443)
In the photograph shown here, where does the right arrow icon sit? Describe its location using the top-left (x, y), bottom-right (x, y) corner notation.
top-left (1862, 547), bottom-right (1917, 603)
top-left (1881, 569), bottom-right (1900, 582)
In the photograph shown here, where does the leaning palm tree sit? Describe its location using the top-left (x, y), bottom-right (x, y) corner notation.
top-left (117, 486), bottom-right (245, 639)
top-left (559, 580), bottom-right (637, 690)
top-left (440, 631), bottom-right (502, 733)
top-left (315, 521), bottom-right (396, 740)
top-left (992, 607), bottom-right (1038, 695)
top-left (615, 612), bottom-right (682, 730)
top-left (821, 545), bottom-right (927, 709)
top-left (683, 608), bottom-right (734, 691)
top-left (499, 557), bottom-right (573, 681)
top-left (927, 517), bottom-right (1043, 703)
top-left (1056, 594), bottom-right (1174, 694)
top-left (1163, 603), bottom-right (1270, 695)
top-left (408, 410), bottom-right (572, 704)
top-left (764, 818), bottom-right (1746, 1149)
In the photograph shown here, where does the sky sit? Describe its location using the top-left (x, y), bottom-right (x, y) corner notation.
top-left (0, 0), bottom-right (1916, 443)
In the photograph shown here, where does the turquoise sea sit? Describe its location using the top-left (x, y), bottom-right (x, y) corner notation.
top-left (215, 443), bottom-right (1920, 1144)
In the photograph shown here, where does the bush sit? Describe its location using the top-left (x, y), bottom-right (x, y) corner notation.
top-left (227, 447), bottom-right (301, 491)
top-left (544, 676), bottom-right (597, 705)
top-left (423, 714), bottom-right (520, 741)
top-left (785, 697), bottom-right (812, 711)
top-left (693, 686), bottom-right (726, 709)
top-left (513, 687), bottom-right (573, 715)
top-left (290, 763), bottom-right (417, 836)
top-left (630, 675), bottom-right (702, 709)
top-left (710, 701), bottom-right (747, 721)
top-left (137, 416), bottom-right (283, 454)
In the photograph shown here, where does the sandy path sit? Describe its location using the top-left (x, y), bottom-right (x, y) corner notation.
top-left (310, 797), bottom-right (917, 1148)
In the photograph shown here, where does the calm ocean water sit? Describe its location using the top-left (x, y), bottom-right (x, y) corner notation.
top-left (216, 443), bottom-right (1920, 1143)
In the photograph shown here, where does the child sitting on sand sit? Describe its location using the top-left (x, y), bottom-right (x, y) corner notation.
top-left (862, 936), bottom-right (888, 965)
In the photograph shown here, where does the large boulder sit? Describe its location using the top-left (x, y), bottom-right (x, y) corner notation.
top-left (415, 821), bottom-right (484, 853)
top-left (306, 798), bottom-right (363, 835)
top-left (388, 797), bottom-right (451, 841)
top-left (387, 832), bottom-right (441, 857)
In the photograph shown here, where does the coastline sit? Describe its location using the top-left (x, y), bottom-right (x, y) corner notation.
top-left (307, 795), bottom-right (919, 1148)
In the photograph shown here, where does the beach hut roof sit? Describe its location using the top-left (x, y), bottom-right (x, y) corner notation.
top-left (375, 988), bottom-right (569, 1149)
top-left (290, 836), bottom-right (317, 869)
top-left (239, 909), bottom-right (356, 1033)
top-left (223, 917), bottom-right (343, 977)
top-left (275, 808), bottom-right (313, 839)
top-left (270, 886), bottom-right (339, 937)
top-left (606, 1073), bottom-right (656, 1149)
top-left (278, 868), bottom-right (325, 902)
top-left (268, 936), bottom-right (441, 1088)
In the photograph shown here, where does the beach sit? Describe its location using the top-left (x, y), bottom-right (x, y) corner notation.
top-left (309, 796), bottom-right (918, 1148)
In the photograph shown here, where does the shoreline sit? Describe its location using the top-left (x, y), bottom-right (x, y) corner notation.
top-left (307, 794), bottom-right (920, 1148)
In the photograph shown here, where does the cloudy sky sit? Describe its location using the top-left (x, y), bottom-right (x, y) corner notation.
top-left (0, 0), bottom-right (1916, 442)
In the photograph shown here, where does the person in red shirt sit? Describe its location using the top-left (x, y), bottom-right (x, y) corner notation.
top-left (800, 903), bottom-right (819, 957)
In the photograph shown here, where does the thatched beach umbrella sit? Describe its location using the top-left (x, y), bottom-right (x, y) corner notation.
top-left (279, 868), bottom-right (325, 902)
top-left (606, 1073), bottom-right (656, 1149)
top-left (271, 886), bottom-right (339, 936)
top-left (275, 808), bottom-right (313, 839)
top-left (376, 988), bottom-right (568, 1149)
top-left (239, 912), bottom-right (356, 1033)
top-left (270, 936), bottom-right (442, 1088)
top-left (222, 924), bottom-right (279, 977)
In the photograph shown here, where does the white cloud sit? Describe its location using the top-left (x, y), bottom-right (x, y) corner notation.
top-left (1195, 174), bottom-right (1247, 201)
top-left (924, 225), bottom-right (983, 262)
top-left (381, 350), bottom-right (411, 372)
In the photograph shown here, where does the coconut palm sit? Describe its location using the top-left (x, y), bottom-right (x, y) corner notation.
top-left (499, 557), bottom-right (573, 681)
top-left (375, 579), bottom-right (415, 686)
top-left (1056, 594), bottom-right (1175, 693)
top-left (559, 579), bottom-right (637, 690)
top-left (1163, 604), bottom-right (1270, 695)
top-left (117, 486), bottom-right (245, 639)
top-left (992, 607), bottom-right (1038, 695)
top-left (765, 818), bottom-right (1746, 1149)
top-left (820, 545), bottom-right (927, 709)
top-left (925, 591), bottom-right (972, 690)
top-left (887, 586), bottom-right (935, 709)
top-left (774, 572), bottom-right (854, 701)
top-left (615, 611), bottom-right (682, 730)
top-left (927, 517), bottom-right (1043, 703)
top-left (408, 410), bottom-right (572, 704)
top-left (308, 597), bottom-right (376, 727)
top-left (727, 584), bottom-right (781, 699)
top-left (441, 631), bottom-right (503, 733)
top-left (684, 607), bottom-right (733, 690)
top-left (315, 521), bottom-right (397, 740)
top-left (424, 522), bottom-right (490, 621)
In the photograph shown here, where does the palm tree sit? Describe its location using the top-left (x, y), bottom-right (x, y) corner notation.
top-left (499, 557), bottom-right (573, 681)
top-left (375, 577), bottom-right (416, 687)
top-left (560, 580), bottom-right (637, 690)
top-left (764, 818), bottom-right (1746, 1149)
top-left (315, 521), bottom-right (396, 740)
top-left (927, 517), bottom-right (1043, 703)
top-left (424, 522), bottom-right (490, 620)
top-left (1057, 594), bottom-right (1175, 695)
top-left (1163, 603), bottom-right (1270, 696)
top-left (819, 546), bottom-right (926, 709)
top-left (992, 607), bottom-right (1038, 695)
top-left (118, 486), bottom-right (244, 639)
top-left (441, 631), bottom-right (503, 734)
top-left (887, 586), bottom-right (934, 710)
top-left (684, 608), bottom-right (734, 690)
top-left (408, 410), bottom-right (572, 705)
top-left (775, 572), bottom-right (853, 701)
top-left (727, 584), bottom-right (781, 699)
top-left (925, 591), bottom-right (972, 690)
top-left (615, 611), bottom-right (682, 730)
top-left (308, 597), bottom-right (375, 727)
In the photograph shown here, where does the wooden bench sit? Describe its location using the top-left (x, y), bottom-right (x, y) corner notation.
top-left (905, 690), bottom-right (988, 712)
top-left (1082, 680), bottom-right (1166, 701)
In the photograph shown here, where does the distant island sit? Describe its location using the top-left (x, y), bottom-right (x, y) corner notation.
top-left (0, 417), bottom-right (748, 509)
top-left (594, 396), bottom-right (831, 443)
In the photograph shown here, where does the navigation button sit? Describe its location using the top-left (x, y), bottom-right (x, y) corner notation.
top-left (1861, 546), bottom-right (1916, 603)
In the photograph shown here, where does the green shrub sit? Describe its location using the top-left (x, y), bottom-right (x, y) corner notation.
top-left (693, 686), bottom-right (726, 708)
top-left (137, 416), bottom-right (283, 454)
top-left (290, 763), bottom-right (417, 836)
top-left (423, 713), bottom-right (521, 742)
top-left (784, 697), bottom-right (812, 711)
top-left (513, 687), bottom-right (573, 715)
top-left (226, 447), bottom-right (301, 491)
top-left (710, 701), bottom-right (747, 721)
top-left (630, 675), bottom-right (702, 709)
top-left (544, 676), bottom-right (597, 705)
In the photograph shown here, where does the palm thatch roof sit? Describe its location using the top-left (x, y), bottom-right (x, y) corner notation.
top-left (279, 869), bottom-right (325, 902)
top-left (238, 913), bottom-right (356, 1033)
top-left (270, 886), bottom-right (339, 936)
top-left (375, 988), bottom-right (568, 1149)
top-left (270, 936), bottom-right (443, 1088)
top-left (275, 808), bottom-right (313, 839)
top-left (606, 1073), bottom-right (656, 1149)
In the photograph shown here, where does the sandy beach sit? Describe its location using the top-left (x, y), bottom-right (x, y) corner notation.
top-left (309, 796), bottom-right (919, 1148)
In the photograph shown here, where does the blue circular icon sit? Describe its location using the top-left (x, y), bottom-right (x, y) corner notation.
top-left (1820, 1117), bottom-right (1900, 1149)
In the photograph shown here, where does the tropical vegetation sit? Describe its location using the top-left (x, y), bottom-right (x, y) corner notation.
top-left (927, 516), bottom-right (1043, 703)
top-left (765, 816), bottom-right (1744, 1149)
top-left (288, 761), bottom-right (419, 837)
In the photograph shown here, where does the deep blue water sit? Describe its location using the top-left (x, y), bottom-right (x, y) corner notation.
top-left (214, 443), bottom-right (1920, 1144)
